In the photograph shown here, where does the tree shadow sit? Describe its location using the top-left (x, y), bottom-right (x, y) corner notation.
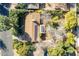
top-left (44, 48), bottom-right (48, 56)
top-left (16, 12), bottom-right (32, 42)
top-left (18, 32), bottom-right (32, 42)
top-left (64, 52), bottom-right (76, 56)
top-left (72, 26), bottom-right (78, 36)
top-left (0, 39), bottom-right (7, 50)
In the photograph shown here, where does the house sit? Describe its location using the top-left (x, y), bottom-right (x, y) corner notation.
top-left (24, 3), bottom-right (72, 42)
top-left (9, 3), bottom-right (73, 42)
top-left (25, 12), bottom-right (40, 42)
top-left (24, 12), bottom-right (51, 42)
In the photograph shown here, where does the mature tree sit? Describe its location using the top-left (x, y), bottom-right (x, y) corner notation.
top-left (47, 16), bottom-right (59, 29)
top-left (47, 10), bottom-right (64, 18)
top-left (47, 33), bottom-right (76, 56)
top-left (9, 10), bottom-right (26, 35)
top-left (64, 10), bottom-right (77, 31)
top-left (13, 39), bottom-right (36, 56)
top-left (15, 3), bottom-right (28, 9)
top-left (77, 3), bottom-right (79, 9)
top-left (47, 10), bottom-right (64, 29)
top-left (47, 40), bottom-right (64, 56)
top-left (48, 47), bottom-right (58, 56)
top-left (64, 32), bottom-right (76, 56)
top-left (66, 32), bottom-right (75, 45)
top-left (0, 15), bottom-right (11, 31)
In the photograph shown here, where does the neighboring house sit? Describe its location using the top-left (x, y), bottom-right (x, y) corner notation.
top-left (26, 3), bottom-right (45, 9)
top-left (43, 3), bottom-right (69, 11)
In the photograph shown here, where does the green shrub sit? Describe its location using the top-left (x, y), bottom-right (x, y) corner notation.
top-left (66, 32), bottom-right (75, 45)
top-left (47, 39), bottom-right (76, 56)
top-left (15, 3), bottom-right (28, 9)
top-left (0, 15), bottom-right (11, 31)
top-left (64, 10), bottom-right (77, 31)
top-left (47, 10), bottom-right (64, 18)
top-left (48, 20), bottom-right (59, 29)
top-left (47, 14), bottom-right (60, 29)
top-left (39, 33), bottom-right (42, 39)
top-left (47, 40), bottom-right (64, 56)
top-left (66, 46), bottom-right (75, 54)
top-left (13, 39), bottom-right (36, 56)
top-left (9, 9), bottom-right (26, 35)
top-left (52, 16), bottom-right (59, 21)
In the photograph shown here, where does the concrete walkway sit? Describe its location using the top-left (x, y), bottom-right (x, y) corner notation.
top-left (33, 39), bottom-right (55, 56)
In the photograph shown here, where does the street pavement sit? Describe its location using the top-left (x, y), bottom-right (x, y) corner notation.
top-left (0, 31), bottom-right (14, 56)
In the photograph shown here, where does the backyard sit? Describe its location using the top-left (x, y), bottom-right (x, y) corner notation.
top-left (0, 3), bottom-right (78, 56)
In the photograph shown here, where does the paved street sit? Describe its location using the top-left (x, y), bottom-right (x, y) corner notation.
top-left (0, 31), bottom-right (14, 56)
